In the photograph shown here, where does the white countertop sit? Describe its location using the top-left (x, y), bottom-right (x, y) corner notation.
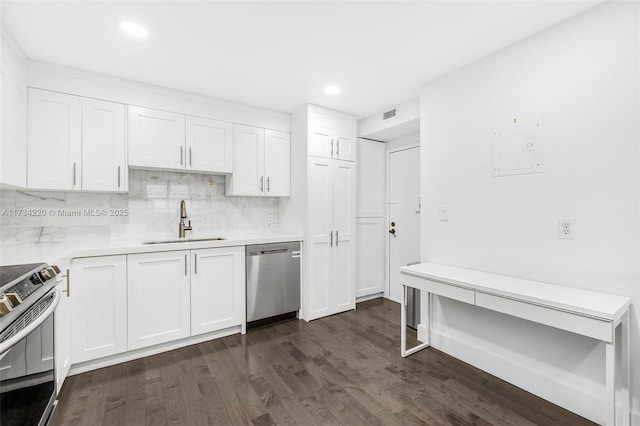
top-left (0, 232), bottom-right (303, 266)
top-left (400, 262), bottom-right (631, 321)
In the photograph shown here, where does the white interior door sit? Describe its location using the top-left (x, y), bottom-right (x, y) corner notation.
top-left (388, 146), bottom-right (420, 302)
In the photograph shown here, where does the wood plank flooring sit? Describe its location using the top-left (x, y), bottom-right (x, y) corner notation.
top-left (50, 298), bottom-right (596, 425)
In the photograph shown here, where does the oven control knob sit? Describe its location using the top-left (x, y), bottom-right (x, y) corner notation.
top-left (37, 267), bottom-right (58, 283)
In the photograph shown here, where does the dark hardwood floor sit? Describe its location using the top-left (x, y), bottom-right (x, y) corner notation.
top-left (50, 298), bottom-right (596, 425)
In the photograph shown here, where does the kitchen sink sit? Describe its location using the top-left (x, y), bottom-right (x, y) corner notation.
top-left (142, 237), bottom-right (226, 245)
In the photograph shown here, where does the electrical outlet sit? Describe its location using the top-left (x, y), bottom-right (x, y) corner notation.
top-left (557, 218), bottom-right (575, 240)
top-left (267, 213), bottom-right (274, 225)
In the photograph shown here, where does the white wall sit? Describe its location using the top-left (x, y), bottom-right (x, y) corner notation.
top-left (420, 2), bottom-right (639, 423)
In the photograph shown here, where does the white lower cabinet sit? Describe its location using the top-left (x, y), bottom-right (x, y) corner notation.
top-left (127, 251), bottom-right (191, 351)
top-left (191, 247), bottom-right (244, 335)
top-left (64, 246), bottom-right (246, 374)
top-left (70, 255), bottom-right (127, 364)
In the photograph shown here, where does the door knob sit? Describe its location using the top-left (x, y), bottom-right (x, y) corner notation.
top-left (389, 228), bottom-right (396, 236)
top-left (391, 222), bottom-right (396, 227)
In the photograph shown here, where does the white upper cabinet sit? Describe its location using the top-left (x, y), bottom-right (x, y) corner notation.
top-left (308, 127), bottom-right (356, 162)
top-left (27, 88), bottom-right (82, 190)
top-left (27, 88), bottom-right (126, 192)
top-left (227, 124), bottom-right (263, 196)
top-left (128, 105), bottom-right (186, 170)
top-left (129, 106), bottom-right (235, 174)
top-left (186, 116), bottom-right (233, 173)
top-left (0, 63), bottom-right (27, 187)
top-left (308, 105), bottom-right (356, 162)
top-left (264, 129), bottom-right (291, 196)
top-left (82, 98), bottom-right (127, 191)
top-left (226, 124), bottom-right (290, 197)
top-left (309, 128), bottom-right (333, 159)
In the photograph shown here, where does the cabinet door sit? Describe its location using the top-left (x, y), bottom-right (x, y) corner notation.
top-left (128, 105), bottom-right (185, 170)
top-left (27, 88), bottom-right (81, 190)
top-left (55, 281), bottom-right (71, 394)
top-left (264, 129), bottom-right (290, 196)
top-left (191, 247), bottom-right (244, 335)
top-left (332, 160), bottom-right (356, 313)
top-left (128, 251), bottom-right (190, 350)
top-left (229, 124), bottom-right (264, 196)
top-left (306, 157), bottom-right (333, 320)
top-left (186, 116), bottom-right (232, 173)
top-left (82, 99), bottom-right (126, 192)
top-left (71, 255), bottom-right (127, 364)
top-left (356, 218), bottom-right (386, 298)
top-left (356, 139), bottom-right (386, 217)
top-left (335, 133), bottom-right (356, 162)
top-left (0, 65), bottom-right (27, 187)
top-left (308, 127), bottom-right (332, 159)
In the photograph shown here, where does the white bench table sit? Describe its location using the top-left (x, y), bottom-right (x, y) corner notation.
top-left (400, 262), bottom-right (631, 426)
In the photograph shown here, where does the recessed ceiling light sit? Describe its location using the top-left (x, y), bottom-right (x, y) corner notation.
top-left (324, 86), bottom-right (341, 95)
top-left (120, 21), bottom-right (148, 38)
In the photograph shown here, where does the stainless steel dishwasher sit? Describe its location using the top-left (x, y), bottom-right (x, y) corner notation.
top-left (246, 242), bottom-right (301, 323)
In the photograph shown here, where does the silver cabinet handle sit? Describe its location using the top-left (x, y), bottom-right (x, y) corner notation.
top-left (267, 176), bottom-right (270, 193)
top-left (189, 147), bottom-right (192, 166)
top-left (66, 269), bottom-right (70, 297)
top-left (117, 166), bottom-right (121, 188)
top-left (184, 254), bottom-right (187, 276)
top-left (330, 139), bottom-right (334, 157)
top-left (260, 176), bottom-right (264, 192)
top-left (336, 140), bottom-right (340, 158)
top-left (72, 162), bottom-right (77, 186)
top-left (330, 231), bottom-right (333, 247)
top-left (336, 230), bottom-right (339, 246)
top-left (180, 146), bottom-right (184, 165)
top-left (194, 253), bottom-right (198, 274)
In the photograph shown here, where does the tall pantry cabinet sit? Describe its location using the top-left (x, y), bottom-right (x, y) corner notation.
top-left (280, 105), bottom-right (356, 321)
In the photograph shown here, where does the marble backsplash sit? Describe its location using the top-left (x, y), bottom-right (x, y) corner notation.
top-left (0, 170), bottom-right (279, 245)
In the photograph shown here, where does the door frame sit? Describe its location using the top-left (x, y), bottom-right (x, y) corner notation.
top-left (385, 143), bottom-right (420, 300)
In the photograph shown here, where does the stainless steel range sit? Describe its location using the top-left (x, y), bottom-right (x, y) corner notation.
top-left (0, 263), bottom-right (61, 426)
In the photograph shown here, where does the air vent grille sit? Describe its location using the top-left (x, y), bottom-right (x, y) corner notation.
top-left (383, 108), bottom-right (398, 121)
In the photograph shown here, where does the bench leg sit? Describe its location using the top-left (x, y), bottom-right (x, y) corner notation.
top-left (605, 337), bottom-right (615, 425)
top-left (401, 284), bottom-right (430, 357)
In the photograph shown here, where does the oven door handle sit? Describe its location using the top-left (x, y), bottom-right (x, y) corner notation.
top-left (0, 288), bottom-right (60, 356)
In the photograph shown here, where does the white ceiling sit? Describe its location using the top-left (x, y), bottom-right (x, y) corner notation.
top-left (1, 1), bottom-right (601, 118)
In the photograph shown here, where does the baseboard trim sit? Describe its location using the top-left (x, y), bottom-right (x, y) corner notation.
top-left (356, 292), bottom-right (384, 303)
top-left (68, 325), bottom-right (242, 376)
top-left (430, 330), bottom-right (604, 424)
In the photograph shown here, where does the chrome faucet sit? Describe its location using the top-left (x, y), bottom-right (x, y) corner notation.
top-left (178, 200), bottom-right (192, 238)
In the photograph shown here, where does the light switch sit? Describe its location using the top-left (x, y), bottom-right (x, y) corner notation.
top-left (439, 205), bottom-right (450, 221)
